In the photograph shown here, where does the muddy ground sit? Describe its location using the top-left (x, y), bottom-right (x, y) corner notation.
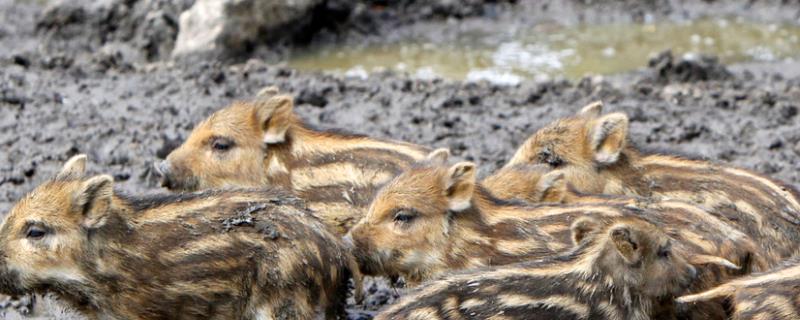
top-left (2, 0), bottom-right (800, 318)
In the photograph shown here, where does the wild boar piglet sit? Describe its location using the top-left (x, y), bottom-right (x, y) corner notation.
top-left (0, 155), bottom-right (353, 320)
top-left (347, 150), bottom-right (739, 290)
top-left (157, 87), bottom-right (429, 235)
top-left (506, 101), bottom-right (800, 261)
top-left (377, 217), bottom-right (703, 320)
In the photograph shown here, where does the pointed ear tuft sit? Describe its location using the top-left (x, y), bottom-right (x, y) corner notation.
top-left (570, 216), bottom-right (601, 245)
top-left (588, 113), bottom-right (629, 165)
top-left (535, 170), bottom-right (567, 203)
top-left (56, 154), bottom-right (88, 181)
top-left (444, 162), bottom-right (477, 212)
top-left (256, 86), bottom-right (280, 98)
top-left (578, 101), bottom-right (603, 118)
top-left (609, 224), bottom-right (641, 264)
top-left (426, 148), bottom-right (450, 165)
top-left (255, 95), bottom-right (294, 144)
top-left (74, 175), bottom-right (114, 229)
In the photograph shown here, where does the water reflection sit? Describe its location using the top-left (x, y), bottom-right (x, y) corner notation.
top-left (288, 18), bottom-right (800, 84)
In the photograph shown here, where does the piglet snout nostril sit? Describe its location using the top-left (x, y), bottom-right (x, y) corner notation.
top-left (154, 161), bottom-right (171, 177)
top-left (154, 161), bottom-right (175, 189)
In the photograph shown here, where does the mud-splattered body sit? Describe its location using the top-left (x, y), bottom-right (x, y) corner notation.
top-left (377, 218), bottom-right (699, 320)
top-left (679, 258), bottom-right (800, 320)
top-left (0, 156), bottom-right (352, 320)
top-left (505, 102), bottom-right (800, 263)
top-left (159, 89), bottom-right (430, 235)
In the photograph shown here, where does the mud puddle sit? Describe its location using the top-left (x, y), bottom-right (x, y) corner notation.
top-left (288, 18), bottom-right (800, 84)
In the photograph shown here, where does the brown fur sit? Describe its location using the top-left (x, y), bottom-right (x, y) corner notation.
top-left (347, 156), bottom-right (741, 291)
top-left (484, 164), bottom-right (772, 320)
top-left (0, 155), bottom-right (352, 319)
top-left (678, 258), bottom-right (800, 320)
top-left (505, 101), bottom-right (800, 263)
top-left (377, 217), bottom-right (699, 320)
top-left (484, 164), bottom-right (769, 274)
top-left (158, 89), bottom-right (430, 235)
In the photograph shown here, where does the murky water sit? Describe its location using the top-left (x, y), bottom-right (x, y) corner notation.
top-left (288, 19), bottom-right (800, 84)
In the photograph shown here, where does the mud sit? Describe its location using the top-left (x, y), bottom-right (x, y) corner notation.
top-left (2, 0), bottom-right (800, 319)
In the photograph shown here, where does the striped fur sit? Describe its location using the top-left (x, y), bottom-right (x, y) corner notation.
top-left (347, 159), bottom-right (742, 293)
top-left (506, 102), bottom-right (800, 263)
top-left (159, 90), bottom-right (429, 235)
top-left (377, 217), bottom-right (698, 320)
top-left (484, 164), bottom-right (769, 274)
top-left (484, 164), bottom-right (773, 319)
top-left (0, 156), bottom-right (352, 319)
top-left (678, 258), bottom-right (800, 320)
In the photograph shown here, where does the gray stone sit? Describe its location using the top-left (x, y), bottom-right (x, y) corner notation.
top-left (172, 0), bottom-right (322, 58)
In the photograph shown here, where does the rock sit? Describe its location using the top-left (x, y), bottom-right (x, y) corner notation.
top-left (780, 105), bottom-right (798, 119)
top-left (646, 50), bottom-right (732, 83)
top-left (172, 0), bottom-right (323, 58)
top-left (297, 88), bottom-right (329, 108)
top-left (36, 1), bottom-right (87, 30)
top-left (12, 55), bottom-right (31, 68)
top-left (1, 89), bottom-right (26, 106)
top-left (37, 0), bottom-right (192, 62)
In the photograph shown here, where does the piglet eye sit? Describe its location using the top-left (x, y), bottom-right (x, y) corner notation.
top-left (658, 246), bottom-right (671, 259)
top-left (211, 138), bottom-right (234, 152)
top-left (537, 148), bottom-right (563, 167)
top-left (26, 228), bottom-right (47, 240)
top-left (393, 210), bottom-right (416, 224)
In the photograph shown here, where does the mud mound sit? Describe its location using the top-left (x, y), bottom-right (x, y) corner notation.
top-left (647, 50), bottom-right (733, 83)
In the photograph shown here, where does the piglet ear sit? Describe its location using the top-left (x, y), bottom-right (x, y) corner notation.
top-left (56, 154), bottom-right (88, 181)
top-left (587, 113), bottom-right (629, 165)
top-left (256, 86), bottom-right (280, 98)
top-left (535, 170), bottom-right (567, 203)
top-left (578, 101), bottom-right (603, 118)
top-left (570, 216), bottom-right (600, 245)
top-left (443, 162), bottom-right (477, 212)
top-left (254, 95), bottom-right (294, 144)
top-left (426, 148), bottom-right (450, 165)
top-left (73, 175), bottom-right (114, 229)
top-left (609, 225), bottom-right (642, 264)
